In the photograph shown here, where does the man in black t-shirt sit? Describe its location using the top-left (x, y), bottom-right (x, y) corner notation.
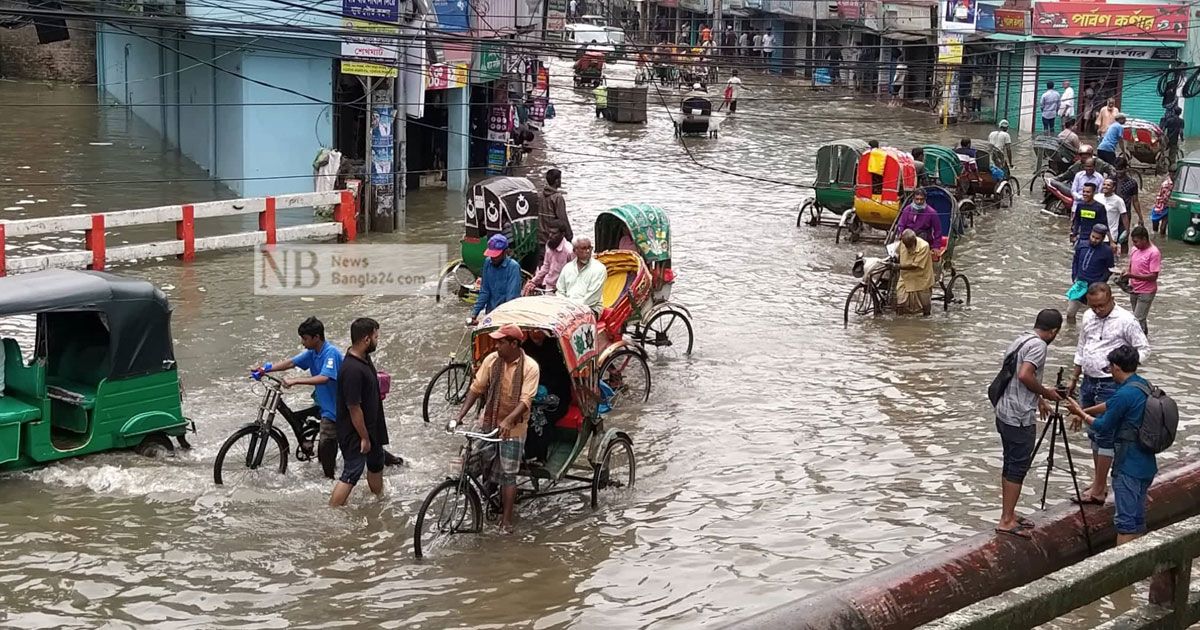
top-left (330, 317), bottom-right (389, 507)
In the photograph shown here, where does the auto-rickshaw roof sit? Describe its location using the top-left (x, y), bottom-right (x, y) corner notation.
top-left (0, 269), bottom-right (175, 379)
top-left (0, 269), bottom-right (169, 317)
top-left (475, 296), bottom-right (599, 372)
top-left (595, 203), bottom-right (671, 262)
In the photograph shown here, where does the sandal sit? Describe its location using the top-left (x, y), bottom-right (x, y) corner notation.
top-left (1017, 516), bottom-right (1035, 529)
top-left (995, 525), bottom-right (1033, 540)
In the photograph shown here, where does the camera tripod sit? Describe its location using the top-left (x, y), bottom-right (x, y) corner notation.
top-left (1030, 367), bottom-right (1093, 553)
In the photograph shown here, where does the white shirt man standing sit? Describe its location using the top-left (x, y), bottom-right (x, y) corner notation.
top-left (761, 30), bottom-right (775, 66)
top-left (1060, 80), bottom-right (1076, 119)
top-left (1096, 177), bottom-right (1128, 254)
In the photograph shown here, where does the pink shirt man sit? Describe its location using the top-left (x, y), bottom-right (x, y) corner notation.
top-left (530, 238), bottom-right (573, 292)
top-left (1129, 241), bottom-right (1161, 294)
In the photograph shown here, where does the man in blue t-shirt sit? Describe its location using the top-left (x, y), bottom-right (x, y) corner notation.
top-left (1067, 344), bottom-right (1155, 545)
top-left (254, 317), bottom-right (342, 478)
top-left (1097, 114), bottom-right (1125, 165)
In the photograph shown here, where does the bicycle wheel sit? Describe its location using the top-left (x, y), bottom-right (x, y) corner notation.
top-left (213, 425), bottom-right (288, 486)
top-left (414, 478), bottom-right (483, 559)
top-left (591, 436), bottom-right (636, 509)
top-left (797, 199), bottom-right (813, 227)
top-left (843, 283), bottom-right (879, 326)
top-left (943, 273), bottom-right (972, 310)
top-left (600, 348), bottom-right (652, 406)
top-left (422, 362), bottom-right (472, 424)
top-left (640, 308), bottom-right (694, 358)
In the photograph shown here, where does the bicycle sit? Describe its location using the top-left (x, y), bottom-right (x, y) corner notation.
top-left (212, 368), bottom-right (325, 486)
top-left (422, 329), bottom-right (473, 425)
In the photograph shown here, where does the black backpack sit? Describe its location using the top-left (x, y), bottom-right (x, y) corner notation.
top-left (1121, 381), bottom-right (1179, 454)
top-left (988, 337), bottom-right (1036, 407)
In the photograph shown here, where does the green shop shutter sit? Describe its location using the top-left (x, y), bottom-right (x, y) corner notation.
top-left (1037, 55), bottom-right (1080, 129)
top-left (1121, 59), bottom-right (1168, 124)
top-left (997, 48), bottom-right (1024, 133)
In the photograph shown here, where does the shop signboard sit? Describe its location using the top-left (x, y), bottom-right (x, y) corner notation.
top-left (994, 8), bottom-right (1027, 34)
top-left (488, 86), bottom-right (511, 142)
top-left (473, 42), bottom-right (504, 83)
top-left (343, 0), bottom-right (398, 22)
top-left (976, 4), bottom-right (995, 31)
top-left (341, 60), bottom-right (398, 77)
top-left (433, 0), bottom-right (470, 32)
top-left (529, 62), bottom-right (549, 130)
top-left (940, 0), bottom-right (976, 32)
top-left (1032, 3), bottom-right (1188, 40)
top-left (427, 62), bottom-right (469, 89)
top-left (1035, 43), bottom-right (1179, 61)
top-left (937, 32), bottom-right (963, 64)
top-left (838, 0), bottom-right (863, 19)
top-left (546, 0), bottom-right (567, 30)
top-left (341, 19), bottom-right (400, 62)
top-left (486, 144), bottom-right (508, 175)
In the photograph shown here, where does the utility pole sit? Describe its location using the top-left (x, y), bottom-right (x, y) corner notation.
top-left (712, 0), bottom-right (721, 50)
top-left (393, 55), bottom-right (406, 230)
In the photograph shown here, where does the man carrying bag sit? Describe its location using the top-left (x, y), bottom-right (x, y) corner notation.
top-left (988, 309), bottom-right (1064, 538)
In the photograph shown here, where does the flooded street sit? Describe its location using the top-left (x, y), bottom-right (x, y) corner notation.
top-left (3, 63), bottom-right (1200, 628)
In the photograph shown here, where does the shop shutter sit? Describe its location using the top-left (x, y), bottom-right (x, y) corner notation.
top-left (1121, 59), bottom-right (1169, 124)
top-left (1037, 56), bottom-right (1080, 128)
top-left (997, 50), bottom-right (1023, 133)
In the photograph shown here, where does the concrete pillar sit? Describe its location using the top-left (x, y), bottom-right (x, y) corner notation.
top-left (447, 85), bottom-right (469, 192)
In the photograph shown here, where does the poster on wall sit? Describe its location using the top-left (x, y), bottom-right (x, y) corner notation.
top-left (546, 0), bottom-right (567, 30)
top-left (976, 4), bottom-right (995, 31)
top-left (1031, 3), bottom-right (1188, 40)
top-left (370, 92), bottom-right (395, 223)
top-left (528, 63), bottom-right (550, 129)
top-left (937, 32), bottom-right (964, 64)
top-left (940, 0), bottom-right (976, 32)
top-left (488, 85), bottom-right (512, 142)
top-left (486, 144), bottom-right (508, 175)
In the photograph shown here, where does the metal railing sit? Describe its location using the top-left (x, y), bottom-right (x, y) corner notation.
top-left (0, 190), bottom-right (356, 276)
top-left (923, 514), bottom-right (1200, 630)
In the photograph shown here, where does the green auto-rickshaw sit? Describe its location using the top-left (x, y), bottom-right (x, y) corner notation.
top-left (0, 269), bottom-right (190, 472)
top-left (1168, 150), bottom-right (1200, 244)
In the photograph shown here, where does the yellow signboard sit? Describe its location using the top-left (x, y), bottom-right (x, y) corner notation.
top-left (341, 60), bottom-right (398, 77)
top-left (937, 32), bottom-right (964, 65)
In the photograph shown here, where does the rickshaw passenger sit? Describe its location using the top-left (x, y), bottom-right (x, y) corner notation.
top-left (557, 238), bottom-right (608, 314)
top-left (617, 227), bottom-right (636, 251)
top-left (955, 138), bottom-right (977, 159)
top-left (526, 226), bottom-right (572, 295)
top-left (911, 148), bottom-right (929, 185)
top-left (521, 330), bottom-right (572, 462)
top-left (896, 189), bottom-right (943, 252)
top-left (455, 324), bottom-right (540, 532)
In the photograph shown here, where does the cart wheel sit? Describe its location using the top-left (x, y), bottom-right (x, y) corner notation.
top-left (422, 362), bottom-right (471, 424)
top-left (796, 200), bottom-right (815, 227)
top-left (600, 348), bottom-right (651, 406)
top-left (213, 425), bottom-right (288, 486)
top-left (843, 283), bottom-right (880, 326)
top-left (639, 308), bottom-right (694, 358)
top-left (942, 273), bottom-right (972, 310)
top-left (413, 478), bottom-right (483, 559)
top-left (591, 436), bottom-right (635, 509)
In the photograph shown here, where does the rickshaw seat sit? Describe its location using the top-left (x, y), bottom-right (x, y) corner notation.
top-left (601, 270), bottom-right (634, 309)
top-left (0, 396), bottom-right (41, 425)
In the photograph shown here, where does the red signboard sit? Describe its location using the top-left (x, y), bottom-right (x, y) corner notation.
top-left (838, 0), bottom-right (862, 19)
top-left (994, 8), bottom-right (1028, 34)
top-left (1032, 3), bottom-right (1188, 40)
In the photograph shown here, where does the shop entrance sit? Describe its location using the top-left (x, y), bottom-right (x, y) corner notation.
top-left (1080, 59), bottom-right (1122, 133)
top-left (332, 71), bottom-right (369, 179)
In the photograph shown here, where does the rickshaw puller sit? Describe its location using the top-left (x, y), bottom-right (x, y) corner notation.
top-left (455, 324), bottom-right (541, 532)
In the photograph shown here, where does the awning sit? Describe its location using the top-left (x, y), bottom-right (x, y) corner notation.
top-left (881, 31), bottom-right (932, 42)
top-left (985, 32), bottom-right (1184, 48)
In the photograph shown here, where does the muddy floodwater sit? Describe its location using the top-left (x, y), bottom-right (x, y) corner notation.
top-left (2, 64), bottom-right (1200, 629)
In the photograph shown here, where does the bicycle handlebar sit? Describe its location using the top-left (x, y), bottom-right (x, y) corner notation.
top-left (445, 420), bottom-right (502, 442)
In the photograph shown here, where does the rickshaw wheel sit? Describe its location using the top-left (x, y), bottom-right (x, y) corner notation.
top-left (943, 274), bottom-right (972, 311)
top-left (797, 200), bottom-right (815, 227)
top-left (1006, 176), bottom-right (1021, 196)
top-left (414, 478), bottom-right (483, 559)
top-left (641, 308), bottom-right (694, 357)
top-left (600, 348), bottom-right (651, 405)
top-left (1000, 184), bottom-right (1015, 208)
top-left (843, 283), bottom-right (880, 326)
top-left (436, 261), bottom-right (475, 304)
top-left (591, 436), bottom-right (635, 509)
top-left (422, 362), bottom-right (472, 424)
top-left (213, 426), bottom-right (288, 486)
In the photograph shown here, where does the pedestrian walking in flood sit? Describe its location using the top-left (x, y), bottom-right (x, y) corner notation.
top-left (1068, 283), bottom-right (1150, 506)
top-left (1097, 114), bottom-right (1125, 165)
top-left (1122, 225), bottom-right (1161, 334)
top-left (330, 317), bottom-right (389, 507)
top-left (1066, 224), bottom-right (1114, 324)
top-left (1040, 81), bottom-right (1061, 134)
top-left (991, 309), bottom-right (1064, 539)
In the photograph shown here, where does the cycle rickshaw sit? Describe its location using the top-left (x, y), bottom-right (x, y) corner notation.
top-left (837, 146), bottom-right (919, 244)
top-left (797, 139), bottom-right (871, 228)
top-left (436, 176), bottom-right (538, 303)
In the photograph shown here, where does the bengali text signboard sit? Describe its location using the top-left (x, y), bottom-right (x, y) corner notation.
top-left (994, 8), bottom-right (1028, 34)
top-left (1031, 3), bottom-right (1188, 40)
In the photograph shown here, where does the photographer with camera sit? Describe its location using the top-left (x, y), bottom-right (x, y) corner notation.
top-left (990, 309), bottom-right (1064, 539)
top-left (1066, 345), bottom-right (1156, 545)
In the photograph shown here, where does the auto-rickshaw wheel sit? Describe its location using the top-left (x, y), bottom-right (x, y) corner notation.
top-left (134, 432), bottom-right (175, 458)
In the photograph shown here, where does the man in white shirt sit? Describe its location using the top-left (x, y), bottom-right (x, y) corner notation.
top-left (1069, 282), bottom-right (1150, 505)
top-left (752, 31), bottom-right (762, 59)
top-left (1097, 178), bottom-right (1128, 254)
top-left (988, 119), bottom-right (1013, 165)
top-left (723, 69), bottom-right (747, 113)
top-left (556, 238), bottom-right (608, 313)
top-left (1059, 79), bottom-right (1076, 120)
top-left (761, 30), bottom-right (775, 68)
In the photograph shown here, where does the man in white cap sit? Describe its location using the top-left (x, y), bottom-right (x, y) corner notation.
top-left (455, 323), bottom-right (540, 531)
top-left (988, 119), bottom-right (1013, 165)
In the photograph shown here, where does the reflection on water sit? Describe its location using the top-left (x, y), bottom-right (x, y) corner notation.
top-left (2, 67), bottom-right (1200, 629)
